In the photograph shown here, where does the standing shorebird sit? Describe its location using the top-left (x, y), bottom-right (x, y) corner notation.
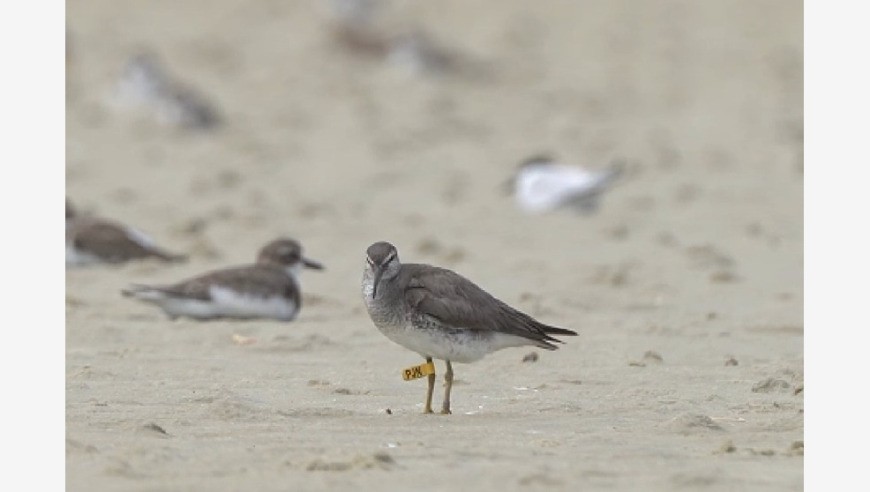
top-left (66, 200), bottom-right (187, 266)
top-left (507, 154), bottom-right (625, 215)
top-left (362, 241), bottom-right (577, 414)
top-left (122, 238), bottom-right (323, 321)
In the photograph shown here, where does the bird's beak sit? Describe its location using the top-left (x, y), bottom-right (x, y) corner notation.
top-left (372, 265), bottom-right (384, 298)
top-left (303, 258), bottom-right (324, 270)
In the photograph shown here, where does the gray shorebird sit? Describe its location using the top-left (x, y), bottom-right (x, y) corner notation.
top-left (326, 0), bottom-right (490, 79)
top-left (362, 241), bottom-right (577, 414)
top-left (66, 200), bottom-right (187, 266)
top-left (507, 154), bottom-right (625, 214)
top-left (114, 51), bottom-right (220, 130)
top-left (122, 238), bottom-right (323, 321)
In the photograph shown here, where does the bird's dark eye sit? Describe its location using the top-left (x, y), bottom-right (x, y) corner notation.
top-left (282, 250), bottom-right (298, 262)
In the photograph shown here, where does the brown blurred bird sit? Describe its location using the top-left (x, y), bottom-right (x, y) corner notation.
top-left (66, 199), bottom-right (187, 266)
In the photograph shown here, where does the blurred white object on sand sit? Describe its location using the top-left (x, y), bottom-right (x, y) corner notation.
top-left (510, 155), bottom-right (625, 215)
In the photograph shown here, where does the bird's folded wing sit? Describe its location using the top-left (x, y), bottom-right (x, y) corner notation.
top-left (71, 221), bottom-right (152, 258)
top-left (160, 267), bottom-right (294, 300)
top-left (404, 268), bottom-right (542, 338)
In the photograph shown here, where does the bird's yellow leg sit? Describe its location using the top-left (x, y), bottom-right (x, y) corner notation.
top-left (440, 360), bottom-right (453, 415)
top-left (423, 357), bottom-right (435, 414)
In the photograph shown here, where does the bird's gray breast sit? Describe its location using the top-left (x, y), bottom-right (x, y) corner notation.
top-left (362, 275), bottom-right (407, 329)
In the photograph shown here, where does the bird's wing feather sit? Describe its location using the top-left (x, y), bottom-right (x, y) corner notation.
top-left (70, 220), bottom-right (153, 260)
top-left (157, 266), bottom-right (296, 301)
top-left (71, 218), bottom-right (183, 262)
top-left (402, 265), bottom-right (556, 341)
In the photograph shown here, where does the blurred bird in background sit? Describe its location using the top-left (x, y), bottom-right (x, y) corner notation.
top-left (506, 154), bottom-right (625, 215)
top-left (66, 199), bottom-right (187, 266)
top-left (113, 51), bottom-right (221, 131)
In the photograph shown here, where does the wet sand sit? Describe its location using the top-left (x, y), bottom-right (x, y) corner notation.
top-left (66, 1), bottom-right (803, 490)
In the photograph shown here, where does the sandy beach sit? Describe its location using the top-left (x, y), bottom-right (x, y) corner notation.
top-left (66, 0), bottom-right (803, 490)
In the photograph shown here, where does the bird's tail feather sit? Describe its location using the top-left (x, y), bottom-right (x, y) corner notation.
top-left (121, 284), bottom-right (168, 301)
top-left (542, 325), bottom-right (578, 337)
top-left (150, 249), bottom-right (188, 263)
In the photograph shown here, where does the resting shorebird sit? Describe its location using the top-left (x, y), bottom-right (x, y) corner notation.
top-left (122, 238), bottom-right (323, 321)
top-left (362, 241), bottom-right (577, 414)
top-left (66, 200), bottom-right (186, 266)
top-left (326, 0), bottom-right (489, 79)
top-left (114, 51), bottom-right (220, 130)
top-left (508, 154), bottom-right (625, 214)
